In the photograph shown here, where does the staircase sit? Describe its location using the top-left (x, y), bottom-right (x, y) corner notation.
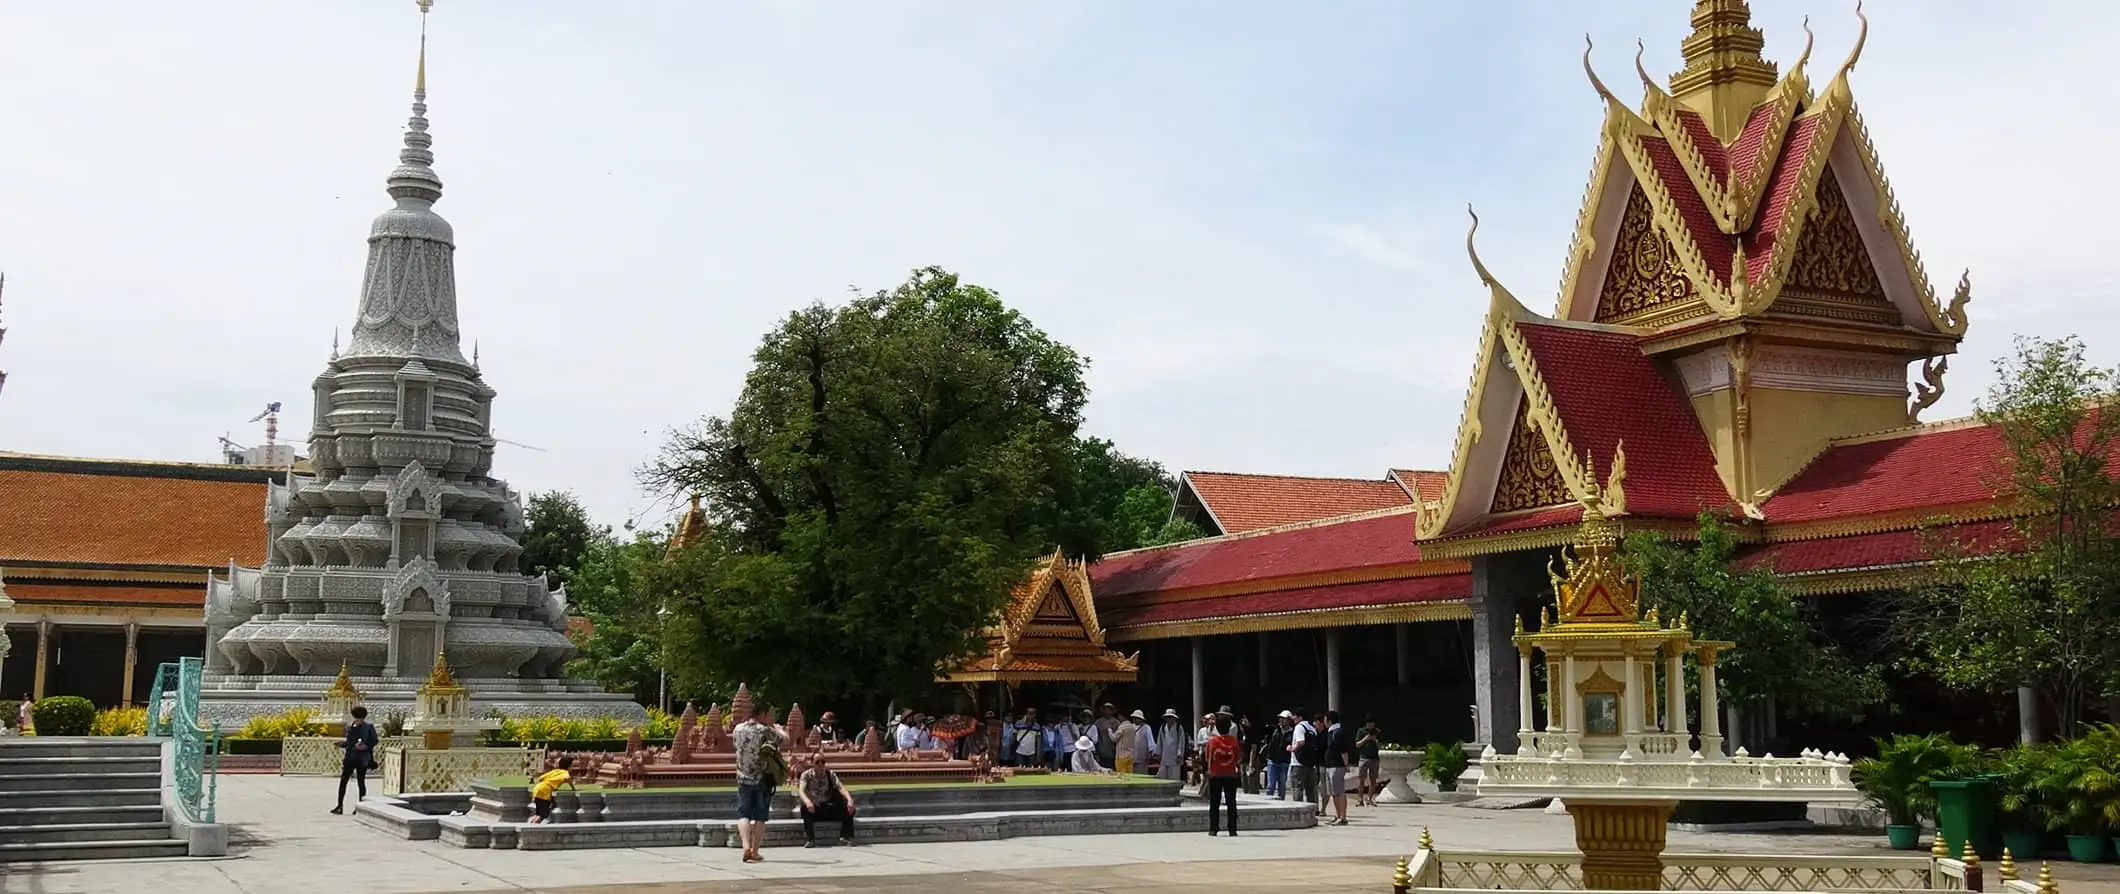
top-left (0, 737), bottom-right (190, 861)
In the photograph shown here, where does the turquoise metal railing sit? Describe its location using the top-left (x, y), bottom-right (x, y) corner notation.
top-left (157, 657), bottom-right (221, 824)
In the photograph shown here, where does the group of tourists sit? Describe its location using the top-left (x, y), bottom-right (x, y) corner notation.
top-left (1252, 708), bottom-right (1385, 825)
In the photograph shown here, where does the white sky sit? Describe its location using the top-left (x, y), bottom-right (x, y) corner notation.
top-left (1, 1), bottom-right (2114, 530)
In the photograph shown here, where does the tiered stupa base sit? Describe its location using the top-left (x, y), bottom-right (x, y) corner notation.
top-left (198, 672), bottom-right (644, 727)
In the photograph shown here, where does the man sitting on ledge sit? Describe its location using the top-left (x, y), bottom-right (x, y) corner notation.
top-left (797, 748), bottom-right (857, 847)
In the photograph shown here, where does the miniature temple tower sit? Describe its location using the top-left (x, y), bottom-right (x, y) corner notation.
top-left (319, 661), bottom-right (367, 736)
top-left (405, 651), bottom-right (496, 749)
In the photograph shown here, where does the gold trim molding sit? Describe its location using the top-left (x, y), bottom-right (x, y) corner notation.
top-left (1108, 600), bottom-right (1474, 643)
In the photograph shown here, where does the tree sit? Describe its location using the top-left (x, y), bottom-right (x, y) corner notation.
top-left (1897, 336), bottom-right (2120, 736)
top-left (639, 267), bottom-right (1091, 709)
top-left (1107, 483), bottom-right (1210, 550)
top-left (1625, 513), bottom-right (1889, 744)
top-left (1062, 438), bottom-right (1173, 557)
top-left (562, 531), bottom-right (670, 705)
top-left (521, 491), bottom-right (600, 580)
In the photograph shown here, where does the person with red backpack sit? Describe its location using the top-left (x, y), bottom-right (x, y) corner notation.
top-left (1203, 712), bottom-right (1242, 836)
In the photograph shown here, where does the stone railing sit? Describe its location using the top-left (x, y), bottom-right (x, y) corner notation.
top-left (282, 735), bottom-right (423, 776)
top-left (1632, 732), bottom-right (1690, 758)
top-left (1478, 752), bottom-right (1853, 799)
top-left (380, 746), bottom-right (540, 795)
top-left (1398, 847), bottom-right (2063, 894)
top-left (1522, 732), bottom-right (1578, 755)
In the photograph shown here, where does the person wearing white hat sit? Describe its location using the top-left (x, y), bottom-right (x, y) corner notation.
top-left (1156, 709), bottom-right (1190, 781)
top-left (1263, 711), bottom-right (1294, 799)
top-left (1070, 735), bottom-right (1109, 774)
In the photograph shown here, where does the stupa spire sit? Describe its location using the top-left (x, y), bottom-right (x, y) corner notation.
top-left (1667, 0), bottom-right (1780, 139)
top-left (343, 0), bottom-right (466, 365)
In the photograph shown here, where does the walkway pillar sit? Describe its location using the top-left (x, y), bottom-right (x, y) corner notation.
top-left (1665, 648), bottom-right (1687, 736)
top-left (121, 622), bottom-right (140, 708)
top-left (1324, 628), bottom-right (1343, 712)
top-left (31, 620), bottom-right (50, 701)
top-left (1394, 623), bottom-right (1410, 685)
top-left (1698, 648), bottom-right (1724, 756)
top-left (1189, 636), bottom-right (1205, 729)
top-left (1469, 556), bottom-right (1524, 752)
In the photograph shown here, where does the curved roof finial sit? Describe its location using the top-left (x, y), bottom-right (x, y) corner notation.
top-left (1582, 34), bottom-right (1622, 106)
top-left (1790, 15), bottom-right (1816, 77)
top-left (1833, 0), bottom-right (1869, 82)
top-left (1633, 39), bottom-right (1658, 93)
top-left (1465, 205), bottom-right (1499, 288)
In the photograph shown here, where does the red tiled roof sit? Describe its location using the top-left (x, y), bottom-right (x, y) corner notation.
top-left (5, 582), bottom-right (203, 608)
top-left (0, 461), bottom-right (268, 569)
top-left (1436, 504), bottom-right (1584, 542)
top-left (1513, 322), bottom-right (1730, 519)
top-left (1726, 104), bottom-right (1781, 186)
top-left (1102, 574), bottom-right (1471, 630)
top-left (1739, 520), bottom-right (2023, 576)
top-left (1092, 509), bottom-right (1420, 601)
top-left (1391, 469), bottom-right (1447, 503)
top-left (1180, 471), bottom-right (1413, 534)
top-left (1740, 114), bottom-right (1828, 278)
top-left (1638, 136), bottom-right (1735, 279)
top-left (1763, 422), bottom-right (2016, 524)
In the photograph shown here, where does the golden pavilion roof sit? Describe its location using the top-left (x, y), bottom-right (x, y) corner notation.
top-left (940, 549), bottom-right (1139, 684)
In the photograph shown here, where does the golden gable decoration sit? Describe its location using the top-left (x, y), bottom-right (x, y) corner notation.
top-left (938, 549), bottom-right (1138, 685)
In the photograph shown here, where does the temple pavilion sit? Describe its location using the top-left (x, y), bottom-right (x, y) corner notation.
top-left (1085, 0), bottom-right (2065, 752)
top-left (936, 550), bottom-right (1139, 699)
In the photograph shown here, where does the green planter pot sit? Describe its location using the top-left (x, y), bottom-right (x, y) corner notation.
top-left (2063, 834), bottom-right (2107, 863)
top-left (1885, 825), bottom-right (1922, 850)
top-left (2000, 829), bottom-right (2042, 861)
top-left (1930, 777), bottom-right (2001, 860)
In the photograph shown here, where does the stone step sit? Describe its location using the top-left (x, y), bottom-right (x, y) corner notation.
top-left (0, 821), bottom-right (173, 844)
top-left (0, 741), bottom-right (164, 761)
top-left (0, 804), bottom-right (165, 827)
top-left (0, 788), bottom-right (162, 809)
top-left (0, 756), bottom-right (162, 775)
top-left (0, 772), bottom-right (161, 793)
top-left (0, 838), bottom-right (190, 862)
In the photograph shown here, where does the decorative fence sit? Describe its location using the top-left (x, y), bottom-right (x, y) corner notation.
top-left (1399, 840), bottom-right (2060, 894)
top-left (380, 746), bottom-right (540, 795)
top-left (147, 657), bottom-right (223, 824)
top-left (281, 736), bottom-right (423, 776)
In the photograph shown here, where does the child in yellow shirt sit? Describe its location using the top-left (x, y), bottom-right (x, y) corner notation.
top-left (529, 756), bottom-right (577, 824)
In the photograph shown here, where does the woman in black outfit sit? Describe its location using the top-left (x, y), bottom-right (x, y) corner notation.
top-left (331, 706), bottom-right (379, 815)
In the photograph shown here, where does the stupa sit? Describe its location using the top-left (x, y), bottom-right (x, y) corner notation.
top-left (199, 1), bottom-right (640, 725)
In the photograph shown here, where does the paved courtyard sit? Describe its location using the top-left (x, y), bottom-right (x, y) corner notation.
top-left (4, 775), bottom-right (2119, 893)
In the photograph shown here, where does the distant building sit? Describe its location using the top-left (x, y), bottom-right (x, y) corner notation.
top-left (0, 452), bottom-right (278, 706)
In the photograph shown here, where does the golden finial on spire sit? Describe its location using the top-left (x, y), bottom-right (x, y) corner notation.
top-left (1633, 39), bottom-right (1660, 95)
top-left (1833, 0), bottom-right (1870, 84)
top-left (1998, 848), bottom-right (2017, 881)
top-left (2035, 862), bottom-right (2058, 894)
top-left (424, 649), bottom-right (460, 690)
top-left (1790, 16), bottom-right (1816, 77)
top-left (1583, 35), bottom-right (1622, 107)
top-left (326, 660), bottom-right (361, 697)
top-left (1418, 827), bottom-right (1434, 850)
top-left (1931, 836), bottom-right (1950, 859)
top-left (1668, 1), bottom-right (1780, 140)
top-left (416, 0), bottom-right (433, 95)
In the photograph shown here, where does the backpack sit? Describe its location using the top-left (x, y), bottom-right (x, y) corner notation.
top-left (758, 740), bottom-right (790, 787)
top-left (1296, 723), bottom-right (1327, 764)
top-left (1205, 734), bottom-right (1240, 777)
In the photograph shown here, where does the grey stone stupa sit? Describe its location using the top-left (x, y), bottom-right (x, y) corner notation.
top-left (200, 12), bottom-right (641, 725)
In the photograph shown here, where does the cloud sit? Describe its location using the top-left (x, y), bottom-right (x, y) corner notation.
top-left (0, 0), bottom-right (2113, 528)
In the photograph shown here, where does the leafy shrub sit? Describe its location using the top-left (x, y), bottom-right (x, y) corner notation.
top-left (91, 707), bottom-right (148, 737)
top-left (232, 707), bottom-right (327, 741)
top-left (641, 707), bottom-right (678, 739)
top-left (1852, 733), bottom-right (1980, 826)
top-left (480, 713), bottom-right (653, 746)
top-left (30, 696), bottom-right (96, 736)
top-left (2027, 724), bottom-right (2120, 836)
top-left (1420, 740), bottom-right (1470, 791)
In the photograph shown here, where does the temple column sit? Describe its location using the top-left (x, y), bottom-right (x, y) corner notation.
top-left (1469, 556), bottom-right (1524, 751)
top-left (1562, 653), bottom-right (1579, 733)
top-left (1543, 649), bottom-right (1559, 734)
top-left (1256, 633), bottom-right (1269, 689)
top-left (1324, 627), bottom-right (1343, 711)
top-left (1621, 649), bottom-right (1642, 755)
top-left (121, 622), bottom-right (140, 708)
top-left (1698, 648), bottom-right (1724, 755)
top-left (1395, 624), bottom-right (1411, 685)
top-left (1515, 645), bottom-right (1534, 754)
top-left (1189, 636), bottom-right (1205, 728)
top-left (32, 620), bottom-right (50, 702)
top-left (2017, 687), bottom-right (2040, 745)
top-left (1665, 648), bottom-right (1688, 737)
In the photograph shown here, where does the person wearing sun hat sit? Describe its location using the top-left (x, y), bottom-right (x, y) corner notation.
top-left (1070, 734), bottom-right (1109, 774)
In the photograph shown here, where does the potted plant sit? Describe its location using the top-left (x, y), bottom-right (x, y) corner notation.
top-left (1992, 742), bottom-right (2052, 860)
top-left (1421, 740), bottom-right (1469, 793)
top-left (1853, 733), bottom-right (1977, 850)
top-left (2031, 725), bottom-right (2119, 863)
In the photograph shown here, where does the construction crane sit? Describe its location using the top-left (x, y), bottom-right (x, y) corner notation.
top-left (249, 402), bottom-right (284, 450)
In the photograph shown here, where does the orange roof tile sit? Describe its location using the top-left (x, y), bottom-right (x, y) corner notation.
top-left (1179, 471), bottom-right (1413, 534)
top-left (0, 455), bottom-right (272, 569)
top-left (6, 582), bottom-right (203, 608)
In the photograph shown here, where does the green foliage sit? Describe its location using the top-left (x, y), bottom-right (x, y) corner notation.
top-left (2026, 723), bottom-right (2120, 835)
top-left (641, 267), bottom-right (1092, 707)
top-left (481, 715), bottom-right (627, 745)
top-left (1420, 740), bottom-right (1469, 790)
top-left (563, 531), bottom-right (674, 703)
top-left (1901, 336), bottom-right (2120, 732)
top-left (1624, 513), bottom-right (1888, 719)
top-left (1102, 482), bottom-right (1212, 552)
top-left (231, 707), bottom-right (327, 741)
top-left (1851, 733), bottom-right (1981, 826)
top-left (1145, 516), bottom-right (1210, 547)
top-left (1064, 439), bottom-right (1173, 557)
top-left (521, 491), bottom-right (604, 580)
top-left (1991, 741), bottom-right (2055, 832)
top-left (29, 696), bottom-right (95, 736)
top-left (91, 707), bottom-right (147, 737)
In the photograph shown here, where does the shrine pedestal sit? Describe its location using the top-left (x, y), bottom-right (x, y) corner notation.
top-left (1566, 799), bottom-right (1675, 891)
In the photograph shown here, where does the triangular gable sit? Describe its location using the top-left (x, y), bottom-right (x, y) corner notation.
top-left (1555, 24), bottom-right (1968, 338)
top-left (1490, 397), bottom-right (1573, 514)
top-left (1000, 549), bottom-right (1109, 652)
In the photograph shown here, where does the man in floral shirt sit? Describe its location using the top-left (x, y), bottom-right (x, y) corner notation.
top-left (732, 703), bottom-right (783, 863)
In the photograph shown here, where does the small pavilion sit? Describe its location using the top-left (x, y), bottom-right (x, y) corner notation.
top-left (938, 550), bottom-right (1139, 706)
